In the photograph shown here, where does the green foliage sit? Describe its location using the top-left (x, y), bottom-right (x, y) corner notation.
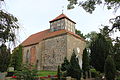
top-left (82, 48), bottom-right (89, 71)
top-left (0, 44), bottom-right (11, 72)
top-left (38, 71), bottom-right (56, 77)
top-left (85, 31), bottom-right (98, 48)
top-left (114, 37), bottom-right (120, 71)
top-left (14, 64), bottom-right (38, 80)
top-left (70, 50), bottom-right (81, 80)
top-left (10, 45), bottom-right (23, 70)
top-left (90, 33), bottom-right (111, 72)
top-left (61, 57), bottom-right (72, 77)
top-left (116, 76), bottom-right (120, 80)
top-left (57, 65), bottom-right (61, 80)
top-left (0, 10), bottom-right (19, 44)
top-left (61, 50), bottom-right (82, 80)
top-left (90, 68), bottom-right (100, 78)
top-left (67, 0), bottom-right (120, 34)
top-left (67, 0), bottom-right (120, 13)
top-left (82, 48), bottom-right (90, 79)
top-left (75, 29), bottom-right (85, 39)
top-left (104, 55), bottom-right (116, 80)
top-left (61, 57), bottom-right (70, 72)
top-left (0, 1), bottom-right (19, 73)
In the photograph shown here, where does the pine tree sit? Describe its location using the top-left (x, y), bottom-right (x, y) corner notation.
top-left (61, 57), bottom-right (70, 71)
top-left (61, 50), bottom-right (82, 80)
top-left (0, 44), bottom-right (11, 72)
top-left (57, 65), bottom-right (61, 80)
top-left (70, 50), bottom-right (81, 80)
top-left (104, 55), bottom-right (116, 80)
top-left (61, 57), bottom-right (71, 77)
top-left (82, 48), bottom-right (89, 79)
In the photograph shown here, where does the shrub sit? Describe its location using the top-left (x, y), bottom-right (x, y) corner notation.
top-left (90, 68), bottom-right (99, 78)
top-left (116, 76), bottom-right (120, 80)
top-left (14, 64), bottom-right (38, 80)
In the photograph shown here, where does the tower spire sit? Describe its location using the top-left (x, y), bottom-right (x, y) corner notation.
top-left (62, 6), bottom-right (64, 14)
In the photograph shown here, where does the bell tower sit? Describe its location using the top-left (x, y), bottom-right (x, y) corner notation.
top-left (49, 14), bottom-right (76, 33)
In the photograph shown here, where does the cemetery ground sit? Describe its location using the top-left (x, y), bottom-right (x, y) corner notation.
top-left (5, 70), bottom-right (57, 80)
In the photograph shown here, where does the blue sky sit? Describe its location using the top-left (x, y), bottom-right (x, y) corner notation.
top-left (4, 0), bottom-right (120, 45)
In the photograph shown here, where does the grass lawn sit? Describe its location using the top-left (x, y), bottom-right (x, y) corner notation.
top-left (38, 70), bottom-right (57, 77)
top-left (5, 70), bottom-right (57, 80)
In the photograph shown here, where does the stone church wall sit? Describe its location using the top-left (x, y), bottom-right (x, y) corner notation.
top-left (22, 44), bottom-right (38, 66)
top-left (67, 34), bottom-right (86, 68)
top-left (22, 33), bottom-right (86, 71)
top-left (41, 34), bottom-right (67, 71)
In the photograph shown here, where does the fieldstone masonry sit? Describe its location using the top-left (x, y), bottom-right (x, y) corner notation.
top-left (42, 34), bottom-right (67, 70)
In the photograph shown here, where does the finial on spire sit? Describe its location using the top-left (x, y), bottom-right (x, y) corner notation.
top-left (62, 6), bottom-right (64, 14)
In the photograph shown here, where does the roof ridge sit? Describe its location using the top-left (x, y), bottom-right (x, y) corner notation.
top-left (31, 29), bottom-right (50, 36)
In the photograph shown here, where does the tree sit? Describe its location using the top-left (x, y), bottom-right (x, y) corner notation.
top-left (70, 50), bottom-right (81, 80)
top-left (75, 29), bottom-right (85, 39)
top-left (67, 0), bottom-right (120, 13)
top-left (104, 55), bottom-right (116, 80)
top-left (61, 51), bottom-right (82, 80)
top-left (90, 33), bottom-right (111, 72)
top-left (85, 31), bottom-right (98, 48)
top-left (10, 45), bottom-right (23, 70)
top-left (67, 0), bottom-right (120, 35)
top-left (57, 65), bottom-right (61, 80)
top-left (0, 44), bottom-right (11, 72)
top-left (0, 10), bottom-right (19, 44)
top-left (100, 26), bottom-right (114, 56)
top-left (0, 0), bottom-right (19, 72)
top-left (61, 57), bottom-right (72, 77)
top-left (82, 48), bottom-right (90, 79)
top-left (114, 37), bottom-right (120, 71)
top-left (14, 64), bottom-right (38, 80)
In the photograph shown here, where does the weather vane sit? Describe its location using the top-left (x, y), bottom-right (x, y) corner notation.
top-left (62, 6), bottom-right (64, 14)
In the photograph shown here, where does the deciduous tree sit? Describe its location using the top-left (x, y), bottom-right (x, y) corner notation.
top-left (0, 0), bottom-right (19, 72)
top-left (10, 45), bottom-right (22, 70)
top-left (67, 0), bottom-right (120, 13)
top-left (114, 37), bottom-right (120, 71)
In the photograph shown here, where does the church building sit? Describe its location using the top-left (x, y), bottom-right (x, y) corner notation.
top-left (21, 14), bottom-right (86, 70)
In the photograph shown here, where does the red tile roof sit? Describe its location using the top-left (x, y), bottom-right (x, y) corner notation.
top-left (21, 29), bottom-right (50, 47)
top-left (21, 29), bottom-right (85, 47)
top-left (49, 13), bottom-right (76, 24)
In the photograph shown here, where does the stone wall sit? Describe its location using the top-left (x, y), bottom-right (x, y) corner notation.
top-left (22, 44), bottom-right (38, 65)
top-left (41, 34), bottom-right (67, 70)
top-left (22, 33), bottom-right (86, 71)
top-left (67, 34), bottom-right (86, 68)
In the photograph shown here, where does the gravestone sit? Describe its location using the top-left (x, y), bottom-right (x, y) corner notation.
top-left (8, 67), bottom-right (14, 72)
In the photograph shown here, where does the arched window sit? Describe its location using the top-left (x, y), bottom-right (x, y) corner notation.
top-left (26, 50), bottom-right (29, 63)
